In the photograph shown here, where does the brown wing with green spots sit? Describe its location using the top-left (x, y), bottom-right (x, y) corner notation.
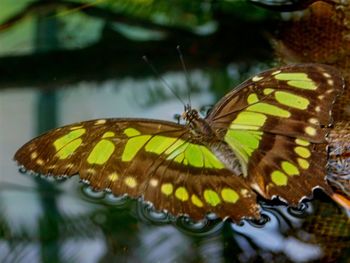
top-left (206, 64), bottom-right (344, 203)
top-left (207, 64), bottom-right (344, 142)
top-left (248, 133), bottom-right (330, 204)
top-left (14, 119), bottom-right (259, 221)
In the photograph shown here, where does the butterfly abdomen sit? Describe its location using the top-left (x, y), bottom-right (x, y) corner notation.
top-left (209, 140), bottom-right (243, 176)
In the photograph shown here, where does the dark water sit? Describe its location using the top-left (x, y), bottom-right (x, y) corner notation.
top-left (1, 72), bottom-right (349, 263)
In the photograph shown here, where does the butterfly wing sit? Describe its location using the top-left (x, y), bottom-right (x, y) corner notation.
top-left (206, 64), bottom-right (344, 204)
top-left (14, 118), bottom-right (259, 221)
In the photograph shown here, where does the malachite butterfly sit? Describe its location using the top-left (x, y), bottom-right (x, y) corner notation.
top-left (14, 64), bottom-right (344, 222)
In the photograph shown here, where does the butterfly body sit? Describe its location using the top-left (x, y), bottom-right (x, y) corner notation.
top-left (15, 64), bottom-right (345, 221)
top-left (183, 107), bottom-right (243, 175)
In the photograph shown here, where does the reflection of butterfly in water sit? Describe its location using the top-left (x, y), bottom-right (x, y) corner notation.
top-left (14, 64), bottom-right (344, 222)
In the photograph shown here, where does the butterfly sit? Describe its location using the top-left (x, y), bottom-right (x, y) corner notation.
top-left (14, 64), bottom-right (344, 222)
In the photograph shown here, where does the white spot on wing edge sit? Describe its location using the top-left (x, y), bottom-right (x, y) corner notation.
top-left (327, 79), bottom-right (334, 86)
top-left (36, 159), bottom-right (44, 165)
top-left (308, 118), bottom-right (319, 125)
top-left (150, 178), bottom-right (159, 187)
top-left (95, 119), bottom-right (106, 125)
top-left (322, 72), bottom-right (331, 78)
top-left (86, 168), bottom-right (96, 174)
top-left (30, 152), bottom-right (38, 159)
top-left (252, 76), bottom-right (263, 82)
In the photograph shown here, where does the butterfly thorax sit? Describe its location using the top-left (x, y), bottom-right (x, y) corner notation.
top-left (183, 108), bottom-right (215, 138)
top-left (183, 107), bottom-right (243, 176)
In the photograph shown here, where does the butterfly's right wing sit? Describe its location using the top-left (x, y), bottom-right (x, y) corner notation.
top-left (206, 64), bottom-right (344, 204)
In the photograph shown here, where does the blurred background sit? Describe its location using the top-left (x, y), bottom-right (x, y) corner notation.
top-left (0, 0), bottom-right (349, 262)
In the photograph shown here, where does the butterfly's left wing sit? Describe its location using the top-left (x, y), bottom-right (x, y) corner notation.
top-left (206, 63), bottom-right (344, 204)
top-left (14, 118), bottom-right (259, 221)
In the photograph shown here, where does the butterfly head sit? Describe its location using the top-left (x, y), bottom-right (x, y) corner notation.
top-left (182, 104), bottom-right (199, 123)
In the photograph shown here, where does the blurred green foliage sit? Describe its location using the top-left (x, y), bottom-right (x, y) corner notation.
top-left (0, 0), bottom-right (275, 55)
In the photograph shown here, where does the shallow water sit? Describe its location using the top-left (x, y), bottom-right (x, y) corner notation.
top-left (1, 71), bottom-right (349, 263)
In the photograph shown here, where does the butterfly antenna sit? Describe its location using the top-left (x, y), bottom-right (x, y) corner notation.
top-left (142, 55), bottom-right (186, 106)
top-left (176, 45), bottom-right (192, 107)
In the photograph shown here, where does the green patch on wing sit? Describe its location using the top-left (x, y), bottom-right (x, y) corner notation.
top-left (122, 128), bottom-right (225, 169)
